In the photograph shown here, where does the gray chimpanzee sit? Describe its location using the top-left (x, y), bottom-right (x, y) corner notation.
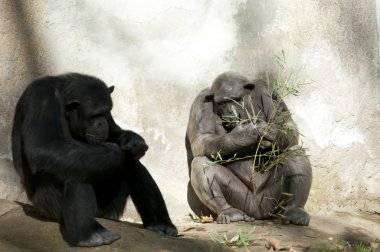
top-left (186, 72), bottom-right (312, 225)
top-left (12, 73), bottom-right (177, 247)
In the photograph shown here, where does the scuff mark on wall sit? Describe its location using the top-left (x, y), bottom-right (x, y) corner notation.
top-left (147, 128), bottom-right (172, 153)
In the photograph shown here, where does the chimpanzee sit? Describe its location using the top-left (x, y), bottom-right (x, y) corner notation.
top-left (12, 73), bottom-right (177, 247)
top-left (186, 72), bottom-right (312, 225)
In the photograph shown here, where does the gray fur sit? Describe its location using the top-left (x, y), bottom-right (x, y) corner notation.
top-left (186, 72), bottom-right (312, 225)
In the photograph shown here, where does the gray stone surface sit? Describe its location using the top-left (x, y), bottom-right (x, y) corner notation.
top-left (0, 0), bottom-right (379, 222)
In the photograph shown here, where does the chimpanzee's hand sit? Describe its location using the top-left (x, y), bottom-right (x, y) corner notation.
top-left (229, 122), bottom-right (260, 146)
top-left (256, 121), bottom-right (278, 148)
top-left (118, 131), bottom-right (149, 160)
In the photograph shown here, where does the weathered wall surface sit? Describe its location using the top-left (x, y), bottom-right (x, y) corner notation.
top-left (0, 0), bottom-right (379, 220)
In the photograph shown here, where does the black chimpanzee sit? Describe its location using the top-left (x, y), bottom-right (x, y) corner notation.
top-left (12, 73), bottom-right (177, 247)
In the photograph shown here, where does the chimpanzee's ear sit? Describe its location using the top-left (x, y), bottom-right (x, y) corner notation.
top-left (204, 94), bottom-right (214, 103)
top-left (65, 100), bottom-right (80, 111)
top-left (244, 83), bottom-right (255, 91)
top-left (108, 86), bottom-right (115, 93)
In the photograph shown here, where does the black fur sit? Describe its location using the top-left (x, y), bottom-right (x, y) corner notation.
top-left (12, 73), bottom-right (177, 247)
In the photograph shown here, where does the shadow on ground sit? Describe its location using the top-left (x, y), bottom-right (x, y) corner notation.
top-left (0, 200), bottom-right (231, 252)
top-left (0, 200), bottom-right (379, 251)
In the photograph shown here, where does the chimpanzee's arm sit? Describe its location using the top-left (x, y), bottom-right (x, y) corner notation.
top-left (274, 100), bottom-right (299, 149)
top-left (186, 89), bottom-right (262, 159)
top-left (251, 83), bottom-right (299, 150)
top-left (107, 116), bottom-right (148, 159)
top-left (26, 141), bottom-right (123, 182)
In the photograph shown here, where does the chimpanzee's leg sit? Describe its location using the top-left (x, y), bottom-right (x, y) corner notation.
top-left (190, 156), bottom-right (256, 224)
top-left (31, 174), bottom-right (64, 221)
top-left (281, 146), bottom-right (312, 226)
top-left (187, 181), bottom-right (215, 218)
top-left (246, 146), bottom-right (312, 225)
top-left (93, 173), bottom-right (129, 220)
top-left (61, 180), bottom-right (120, 246)
top-left (125, 159), bottom-right (177, 236)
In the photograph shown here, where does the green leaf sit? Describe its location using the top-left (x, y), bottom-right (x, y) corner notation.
top-left (231, 105), bottom-right (238, 117)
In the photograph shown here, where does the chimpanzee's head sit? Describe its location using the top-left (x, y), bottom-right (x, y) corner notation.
top-left (63, 75), bottom-right (114, 144)
top-left (205, 72), bottom-right (255, 131)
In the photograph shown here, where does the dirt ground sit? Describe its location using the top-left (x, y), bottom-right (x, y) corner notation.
top-left (177, 209), bottom-right (380, 251)
top-left (0, 199), bottom-right (379, 252)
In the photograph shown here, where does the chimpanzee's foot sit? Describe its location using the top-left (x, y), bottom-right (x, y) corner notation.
top-left (146, 223), bottom-right (178, 236)
top-left (282, 206), bottom-right (310, 226)
top-left (76, 229), bottom-right (120, 247)
top-left (76, 232), bottom-right (103, 247)
top-left (98, 229), bottom-right (121, 245)
top-left (216, 208), bottom-right (255, 224)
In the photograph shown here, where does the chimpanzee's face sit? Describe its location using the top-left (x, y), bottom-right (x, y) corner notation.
top-left (211, 76), bottom-right (255, 131)
top-left (65, 86), bottom-right (114, 144)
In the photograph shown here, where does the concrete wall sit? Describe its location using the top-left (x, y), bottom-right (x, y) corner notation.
top-left (0, 0), bottom-right (379, 221)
